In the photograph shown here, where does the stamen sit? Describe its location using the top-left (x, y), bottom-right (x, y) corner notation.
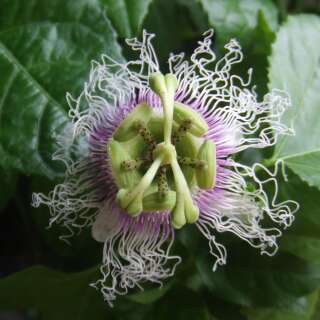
top-left (172, 119), bottom-right (192, 144)
top-left (178, 157), bottom-right (206, 169)
top-left (158, 166), bottom-right (169, 199)
top-left (121, 159), bottom-right (146, 170)
top-left (135, 121), bottom-right (157, 159)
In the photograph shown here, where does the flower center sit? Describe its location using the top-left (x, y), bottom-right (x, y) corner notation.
top-left (109, 73), bottom-right (217, 229)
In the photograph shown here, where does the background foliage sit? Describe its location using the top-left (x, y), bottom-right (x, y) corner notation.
top-left (0, 0), bottom-right (320, 319)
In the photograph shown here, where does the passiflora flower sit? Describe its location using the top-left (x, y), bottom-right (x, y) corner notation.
top-left (32, 30), bottom-right (299, 306)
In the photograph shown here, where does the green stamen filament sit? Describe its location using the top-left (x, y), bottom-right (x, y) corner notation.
top-left (172, 119), bottom-right (192, 145)
top-left (121, 158), bottom-right (146, 170)
top-left (178, 157), bottom-right (206, 169)
top-left (135, 121), bottom-right (157, 160)
top-left (136, 122), bottom-right (157, 148)
top-left (158, 166), bottom-right (169, 199)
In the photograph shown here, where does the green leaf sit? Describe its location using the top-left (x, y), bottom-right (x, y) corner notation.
top-left (243, 291), bottom-right (319, 320)
top-left (0, 266), bottom-right (194, 319)
top-left (199, 0), bottom-right (278, 47)
top-left (312, 291), bottom-right (320, 320)
top-left (200, 1), bottom-right (277, 96)
top-left (283, 152), bottom-right (320, 190)
top-left (0, 266), bottom-right (110, 320)
top-left (143, 0), bottom-right (209, 68)
top-left (279, 172), bottom-right (320, 265)
top-left (268, 15), bottom-right (320, 189)
top-left (0, 42), bottom-right (68, 178)
top-left (30, 176), bottom-right (101, 270)
top-left (235, 10), bottom-right (276, 96)
top-left (126, 281), bottom-right (173, 304)
top-left (149, 287), bottom-right (212, 320)
top-left (0, 0), bottom-right (123, 178)
top-left (0, 167), bottom-right (17, 210)
top-left (179, 227), bottom-right (320, 308)
top-left (101, 0), bottom-right (153, 38)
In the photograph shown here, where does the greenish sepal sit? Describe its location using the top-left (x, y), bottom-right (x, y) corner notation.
top-left (143, 190), bottom-right (176, 212)
top-left (127, 194), bottom-right (143, 216)
top-left (148, 116), bottom-right (165, 140)
top-left (116, 188), bottom-right (129, 208)
top-left (121, 135), bottom-right (146, 159)
top-left (108, 140), bottom-right (141, 188)
top-left (196, 140), bottom-right (216, 189)
top-left (175, 132), bottom-right (198, 158)
top-left (175, 133), bottom-right (198, 186)
top-left (113, 102), bottom-right (153, 141)
top-left (116, 189), bottom-right (143, 216)
top-left (149, 72), bottom-right (167, 96)
top-left (181, 166), bottom-right (195, 187)
top-left (173, 102), bottom-right (208, 137)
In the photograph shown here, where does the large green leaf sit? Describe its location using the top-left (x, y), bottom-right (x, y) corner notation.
top-left (143, 0), bottom-right (209, 68)
top-left (179, 226), bottom-right (320, 308)
top-left (0, 265), bottom-right (211, 319)
top-left (148, 287), bottom-right (212, 320)
top-left (0, 0), bottom-right (123, 178)
top-left (199, 0), bottom-right (278, 47)
top-left (312, 291), bottom-right (320, 320)
top-left (268, 15), bottom-right (320, 189)
top-left (243, 291), bottom-right (319, 320)
top-left (29, 176), bottom-right (102, 270)
top-left (0, 42), bottom-right (68, 178)
top-left (126, 281), bottom-right (173, 304)
top-left (234, 10), bottom-right (276, 96)
top-left (199, 0), bottom-right (277, 96)
top-left (0, 266), bottom-right (109, 320)
top-left (0, 167), bottom-right (17, 210)
top-left (279, 172), bottom-right (320, 265)
top-left (101, 0), bottom-right (153, 38)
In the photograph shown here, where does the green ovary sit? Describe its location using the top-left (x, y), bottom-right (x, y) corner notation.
top-left (108, 73), bottom-right (217, 229)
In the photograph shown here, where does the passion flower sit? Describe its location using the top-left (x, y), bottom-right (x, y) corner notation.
top-left (32, 30), bottom-right (299, 306)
